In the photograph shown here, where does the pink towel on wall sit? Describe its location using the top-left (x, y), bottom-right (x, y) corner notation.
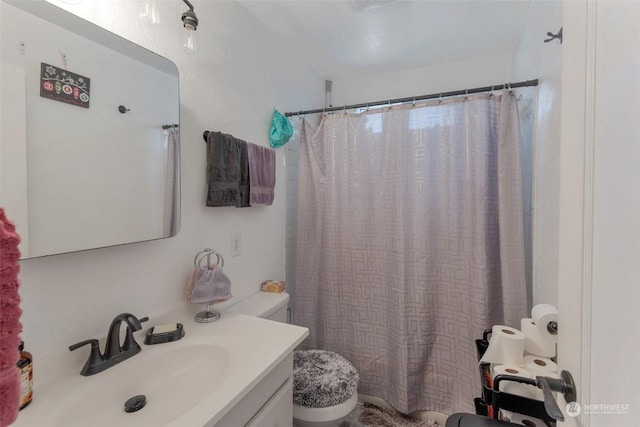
top-left (0, 208), bottom-right (22, 427)
top-left (247, 143), bottom-right (276, 206)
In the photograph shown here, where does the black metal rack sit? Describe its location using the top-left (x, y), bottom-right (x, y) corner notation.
top-left (475, 329), bottom-right (556, 426)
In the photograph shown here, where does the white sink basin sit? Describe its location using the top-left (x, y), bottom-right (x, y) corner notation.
top-left (13, 308), bottom-right (308, 427)
top-left (53, 344), bottom-right (228, 427)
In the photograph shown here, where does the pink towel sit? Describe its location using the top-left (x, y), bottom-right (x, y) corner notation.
top-left (190, 266), bottom-right (232, 304)
top-left (247, 143), bottom-right (275, 206)
top-left (0, 208), bottom-right (22, 427)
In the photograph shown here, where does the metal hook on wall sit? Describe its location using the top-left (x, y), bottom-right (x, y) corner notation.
top-left (544, 27), bottom-right (563, 44)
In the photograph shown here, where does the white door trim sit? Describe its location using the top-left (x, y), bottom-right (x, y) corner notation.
top-left (558, 0), bottom-right (597, 425)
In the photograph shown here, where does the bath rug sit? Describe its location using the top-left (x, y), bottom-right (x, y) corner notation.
top-left (340, 402), bottom-right (439, 427)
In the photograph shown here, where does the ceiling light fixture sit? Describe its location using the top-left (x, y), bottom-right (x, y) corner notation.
top-left (181, 0), bottom-right (198, 53)
top-left (181, 0), bottom-right (198, 31)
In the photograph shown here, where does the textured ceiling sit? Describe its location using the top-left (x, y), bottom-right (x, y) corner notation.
top-left (238, 0), bottom-right (533, 80)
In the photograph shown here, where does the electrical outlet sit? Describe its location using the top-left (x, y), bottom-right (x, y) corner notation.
top-left (231, 233), bottom-right (241, 257)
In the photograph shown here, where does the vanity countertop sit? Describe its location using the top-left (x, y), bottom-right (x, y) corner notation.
top-left (13, 304), bottom-right (309, 427)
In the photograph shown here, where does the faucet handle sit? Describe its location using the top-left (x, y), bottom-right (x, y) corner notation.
top-left (69, 339), bottom-right (105, 376)
top-left (536, 370), bottom-right (577, 422)
top-left (135, 316), bottom-right (149, 329)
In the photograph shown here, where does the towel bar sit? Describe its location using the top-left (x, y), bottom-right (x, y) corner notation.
top-left (194, 248), bottom-right (224, 269)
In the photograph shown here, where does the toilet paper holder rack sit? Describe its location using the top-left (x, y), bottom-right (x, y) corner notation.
top-left (492, 371), bottom-right (576, 423)
top-left (475, 329), bottom-right (575, 426)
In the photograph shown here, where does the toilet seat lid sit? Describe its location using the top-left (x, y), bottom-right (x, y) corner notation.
top-left (293, 350), bottom-right (359, 408)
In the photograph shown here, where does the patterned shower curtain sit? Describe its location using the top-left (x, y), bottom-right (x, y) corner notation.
top-left (163, 128), bottom-right (180, 237)
top-left (293, 91), bottom-right (528, 415)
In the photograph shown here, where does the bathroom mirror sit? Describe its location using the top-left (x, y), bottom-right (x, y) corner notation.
top-left (0, 0), bottom-right (180, 259)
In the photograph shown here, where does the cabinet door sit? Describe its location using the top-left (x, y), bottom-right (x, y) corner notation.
top-left (246, 379), bottom-right (293, 427)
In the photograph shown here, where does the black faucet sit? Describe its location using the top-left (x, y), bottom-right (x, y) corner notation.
top-left (104, 313), bottom-right (146, 358)
top-left (69, 313), bottom-right (148, 376)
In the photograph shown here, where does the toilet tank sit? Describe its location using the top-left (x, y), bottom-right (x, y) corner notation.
top-left (228, 291), bottom-right (289, 323)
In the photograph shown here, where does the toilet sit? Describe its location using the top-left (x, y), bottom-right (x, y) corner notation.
top-left (229, 292), bottom-right (359, 427)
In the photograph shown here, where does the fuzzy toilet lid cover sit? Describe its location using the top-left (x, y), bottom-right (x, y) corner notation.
top-left (293, 349), bottom-right (359, 408)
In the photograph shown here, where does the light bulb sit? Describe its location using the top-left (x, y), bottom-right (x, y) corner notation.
top-left (140, 1), bottom-right (160, 25)
top-left (185, 31), bottom-right (197, 53)
top-left (149, 1), bottom-right (160, 25)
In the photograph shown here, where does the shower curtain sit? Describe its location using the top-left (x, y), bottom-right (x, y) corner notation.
top-left (163, 128), bottom-right (180, 236)
top-left (293, 91), bottom-right (528, 415)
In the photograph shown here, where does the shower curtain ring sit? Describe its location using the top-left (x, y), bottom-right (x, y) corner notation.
top-left (438, 93), bottom-right (443, 103)
top-left (412, 97), bottom-right (416, 106)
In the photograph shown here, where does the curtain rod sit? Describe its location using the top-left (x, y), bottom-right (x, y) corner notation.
top-left (284, 79), bottom-right (538, 117)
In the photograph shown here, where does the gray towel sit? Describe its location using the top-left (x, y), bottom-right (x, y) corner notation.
top-left (247, 143), bottom-right (276, 206)
top-left (206, 131), bottom-right (250, 207)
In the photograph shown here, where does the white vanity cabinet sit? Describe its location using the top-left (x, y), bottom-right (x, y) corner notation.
top-left (246, 379), bottom-right (294, 427)
top-left (213, 353), bottom-right (294, 427)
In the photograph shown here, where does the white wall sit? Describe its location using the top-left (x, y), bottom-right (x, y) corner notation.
top-left (511, 0), bottom-right (563, 307)
top-left (11, 0), bottom-right (324, 359)
top-left (0, 65), bottom-right (30, 255)
top-left (331, 51), bottom-right (514, 107)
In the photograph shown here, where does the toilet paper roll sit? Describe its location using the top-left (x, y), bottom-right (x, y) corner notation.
top-left (492, 365), bottom-right (537, 398)
top-left (531, 304), bottom-right (559, 344)
top-left (524, 355), bottom-right (558, 376)
top-left (499, 409), bottom-right (515, 422)
top-left (521, 318), bottom-right (556, 358)
top-left (524, 355), bottom-right (558, 401)
top-left (479, 325), bottom-right (525, 366)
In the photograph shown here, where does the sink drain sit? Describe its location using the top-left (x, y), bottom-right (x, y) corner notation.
top-left (124, 394), bottom-right (147, 413)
